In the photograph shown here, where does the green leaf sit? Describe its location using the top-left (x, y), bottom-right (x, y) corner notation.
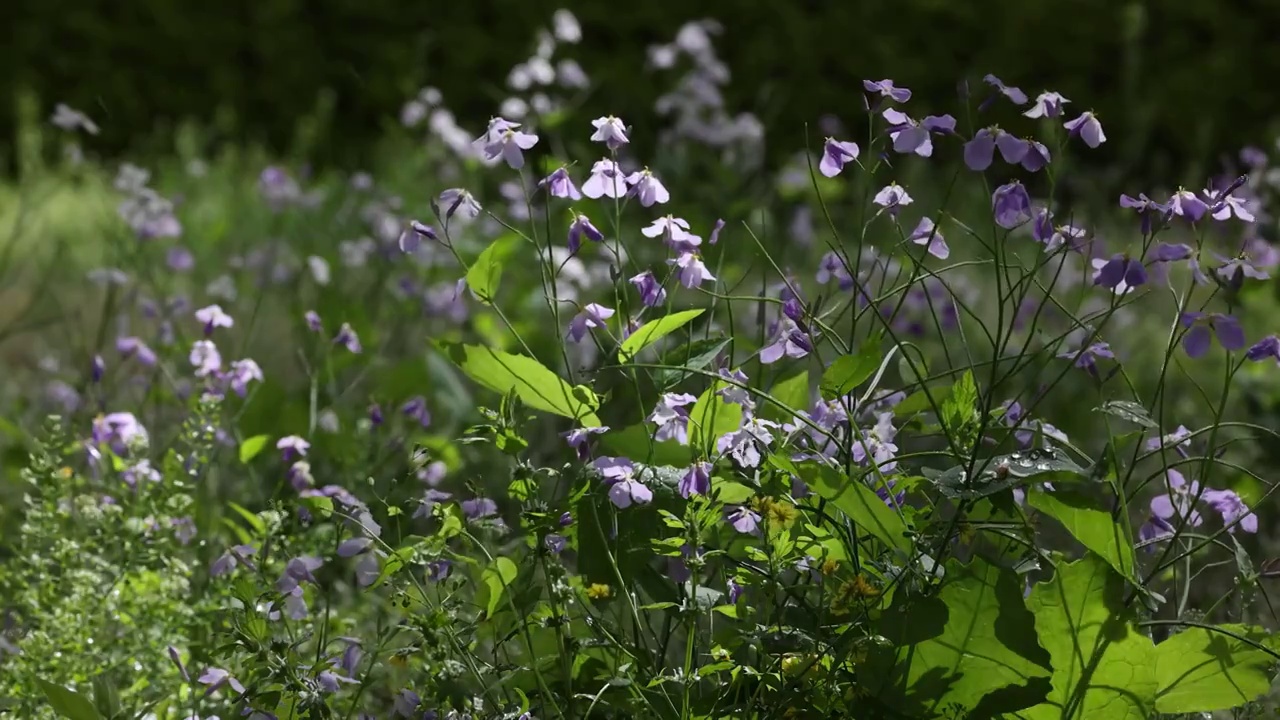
top-left (866, 558), bottom-right (1051, 717)
top-left (90, 675), bottom-right (121, 720)
top-left (711, 477), bottom-right (754, 504)
top-left (798, 462), bottom-right (910, 552)
top-left (1028, 489), bottom-right (1136, 581)
top-left (37, 680), bottom-right (102, 720)
top-left (619, 309), bottom-right (703, 361)
top-left (687, 384), bottom-right (743, 454)
top-left (653, 336), bottom-right (731, 389)
top-left (227, 502), bottom-right (266, 535)
top-left (1020, 555), bottom-right (1157, 720)
top-left (479, 556), bottom-right (519, 618)
top-left (820, 344), bottom-right (882, 400)
top-left (438, 341), bottom-right (601, 425)
top-left (932, 448), bottom-right (1089, 500)
top-left (238, 434), bottom-right (271, 464)
top-left (1153, 624), bottom-right (1278, 713)
top-left (1094, 400), bottom-right (1157, 429)
top-left (465, 233), bottom-right (521, 305)
top-left (762, 370), bottom-right (809, 422)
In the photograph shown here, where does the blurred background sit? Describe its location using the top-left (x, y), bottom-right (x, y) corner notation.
top-left (5, 0), bottom-right (1280, 184)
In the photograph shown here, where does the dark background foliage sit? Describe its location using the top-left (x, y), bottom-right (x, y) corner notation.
top-left (5, 0), bottom-right (1280, 181)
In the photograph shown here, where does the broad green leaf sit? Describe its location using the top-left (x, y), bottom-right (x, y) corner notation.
top-left (762, 370), bottom-right (809, 422)
top-left (90, 676), bottom-right (121, 720)
top-left (37, 680), bottom-right (102, 720)
top-left (799, 462), bottom-right (910, 551)
top-left (1094, 400), bottom-right (1157, 429)
top-left (1028, 489), bottom-right (1136, 581)
top-left (619, 309), bottom-right (703, 361)
top-left (227, 502), bottom-right (266, 535)
top-left (238, 434), bottom-right (271, 464)
top-left (437, 342), bottom-right (601, 426)
top-left (1153, 624), bottom-right (1278, 713)
top-left (600, 424), bottom-right (692, 466)
top-left (711, 477), bottom-right (754, 504)
top-left (1020, 555), bottom-right (1157, 720)
top-left (687, 384), bottom-right (743, 454)
top-left (867, 558), bottom-right (1051, 717)
top-left (932, 448), bottom-right (1089, 500)
top-left (820, 344), bottom-right (882, 400)
top-left (479, 556), bottom-right (519, 618)
top-left (465, 233), bottom-right (521, 305)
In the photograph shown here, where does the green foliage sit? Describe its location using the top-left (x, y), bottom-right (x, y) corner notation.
top-left (1152, 624), bottom-right (1279, 712)
top-left (1028, 489), bottom-right (1136, 581)
top-left (436, 341), bottom-right (602, 425)
top-left (618, 309), bottom-right (704, 362)
top-left (819, 343), bottom-right (882, 400)
top-left (793, 460), bottom-right (911, 552)
top-left (465, 233), bottom-right (522, 305)
top-left (238, 433), bottom-right (271, 463)
top-left (867, 557), bottom-right (1051, 717)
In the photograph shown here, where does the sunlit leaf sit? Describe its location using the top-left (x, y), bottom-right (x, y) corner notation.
top-left (238, 434), bottom-right (271, 464)
top-left (932, 448), bottom-right (1088, 500)
top-left (1028, 489), bottom-right (1136, 581)
top-left (437, 341), bottom-right (601, 426)
top-left (1153, 624), bottom-right (1279, 713)
top-left (796, 461), bottom-right (910, 552)
top-left (1019, 555), bottom-right (1157, 720)
top-left (761, 370), bottom-right (809, 422)
top-left (465, 233), bottom-right (521, 305)
top-left (687, 383), bottom-right (743, 454)
top-left (619, 309), bottom-right (703, 361)
top-left (820, 343), bottom-right (882, 400)
top-left (37, 680), bottom-right (102, 720)
top-left (479, 556), bottom-right (519, 618)
top-left (866, 558), bottom-right (1051, 717)
top-left (1094, 400), bottom-right (1157, 429)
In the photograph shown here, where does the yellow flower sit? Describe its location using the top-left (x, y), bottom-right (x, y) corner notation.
top-left (586, 583), bottom-right (612, 600)
top-left (820, 558), bottom-right (840, 576)
top-left (752, 496), bottom-right (799, 530)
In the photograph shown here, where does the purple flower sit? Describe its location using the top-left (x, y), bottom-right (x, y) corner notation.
top-left (1020, 140), bottom-right (1052, 172)
top-left (305, 310), bottom-right (323, 332)
top-left (539, 167), bottom-right (582, 200)
top-left (649, 393), bottom-right (697, 444)
top-left (1203, 489), bottom-right (1258, 534)
top-left (982, 73), bottom-right (1028, 105)
top-left (991, 181), bottom-right (1033, 229)
top-left (567, 303), bottom-right (615, 343)
top-left (195, 304), bottom-right (233, 335)
top-left (716, 418), bottom-right (777, 468)
top-left (863, 78), bottom-right (911, 103)
top-left (670, 252), bottom-right (716, 288)
top-left (401, 396), bottom-right (432, 427)
top-left (167, 246), bottom-right (194, 272)
top-left (197, 667), bottom-right (245, 696)
top-left (1145, 425), bottom-right (1192, 456)
top-left (1246, 335), bottom-right (1280, 363)
top-left (1205, 187), bottom-right (1255, 222)
top-left (964, 128), bottom-right (1029, 171)
top-left (1180, 312), bottom-right (1245, 358)
top-left (1064, 111), bottom-right (1105, 148)
top-left (1150, 469), bottom-right (1204, 528)
top-left (873, 183), bottom-right (913, 214)
top-left (728, 578), bottom-right (745, 603)
top-left (816, 252), bottom-right (853, 289)
top-left (1168, 189), bottom-right (1209, 222)
top-left (189, 340), bottom-right (222, 377)
top-left (1024, 91), bottom-right (1070, 119)
top-left (1213, 251), bottom-right (1271, 286)
top-left (545, 534), bottom-right (567, 554)
top-left (1092, 254), bottom-right (1147, 293)
top-left (590, 116), bottom-right (629, 150)
top-left (1057, 341), bottom-right (1114, 376)
top-left (461, 497), bottom-right (498, 520)
top-left (395, 689), bottom-right (423, 718)
top-left (760, 319), bottom-right (811, 364)
top-left (642, 216), bottom-right (699, 247)
top-left (626, 168), bottom-right (670, 206)
top-left (334, 323), bottom-right (362, 353)
top-left (337, 537), bottom-right (373, 558)
top-left (93, 412), bottom-right (148, 452)
top-left (1119, 193), bottom-right (1172, 235)
top-left (480, 122), bottom-right (538, 169)
top-left (91, 354), bottom-right (105, 382)
top-left (608, 477), bottom-right (653, 509)
top-left (881, 109), bottom-right (955, 157)
top-left (819, 138), bottom-right (860, 177)
top-left (709, 218), bottom-right (726, 245)
top-left (399, 220), bottom-right (437, 253)
top-left (725, 505), bottom-right (762, 535)
top-left (567, 212), bottom-right (604, 253)
top-left (227, 359), bottom-right (263, 396)
top-left (439, 188), bottom-right (482, 221)
top-left (563, 426), bottom-right (609, 460)
top-left (582, 159), bottom-right (626, 199)
top-left (630, 271), bottom-right (667, 307)
top-left (680, 462), bottom-right (711, 498)
top-left (116, 336), bottom-right (158, 367)
top-left (210, 544), bottom-right (257, 576)
top-left (907, 217), bottom-right (948, 259)
top-left (277, 435), bottom-right (310, 461)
